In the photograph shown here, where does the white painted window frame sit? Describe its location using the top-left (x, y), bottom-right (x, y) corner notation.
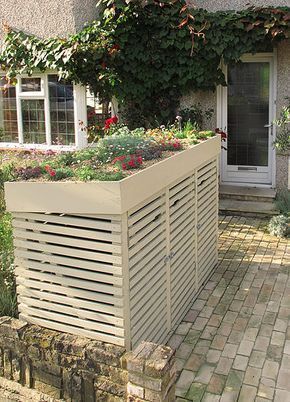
top-left (217, 52), bottom-right (277, 188)
top-left (0, 72), bottom-right (88, 150)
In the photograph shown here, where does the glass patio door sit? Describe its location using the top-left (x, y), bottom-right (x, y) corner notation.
top-left (221, 55), bottom-right (274, 185)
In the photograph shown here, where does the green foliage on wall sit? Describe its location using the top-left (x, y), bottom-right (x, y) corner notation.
top-left (0, 1), bottom-right (289, 126)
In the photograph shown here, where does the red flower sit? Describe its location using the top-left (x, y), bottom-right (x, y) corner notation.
top-left (122, 163), bottom-right (127, 170)
top-left (49, 170), bottom-right (56, 177)
top-left (104, 115), bottom-right (118, 130)
top-left (215, 128), bottom-right (227, 140)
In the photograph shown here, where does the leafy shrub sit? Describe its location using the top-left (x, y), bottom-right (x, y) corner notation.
top-left (94, 171), bottom-right (124, 181)
top-left (56, 152), bottom-right (75, 166)
top-left (179, 105), bottom-right (214, 130)
top-left (96, 135), bottom-right (154, 163)
top-left (44, 165), bottom-right (74, 181)
top-left (268, 215), bottom-right (289, 238)
top-left (140, 145), bottom-right (163, 161)
top-left (273, 105), bottom-right (290, 153)
top-left (0, 213), bottom-right (17, 317)
top-left (275, 190), bottom-right (290, 216)
top-left (16, 166), bottom-right (43, 180)
top-left (0, 163), bottom-right (15, 186)
top-left (75, 166), bottom-right (98, 181)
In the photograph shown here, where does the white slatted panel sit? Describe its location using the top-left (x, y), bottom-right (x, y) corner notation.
top-left (128, 193), bottom-right (167, 349)
top-left (169, 174), bottom-right (196, 327)
top-left (13, 212), bottom-right (125, 346)
top-left (196, 159), bottom-right (218, 288)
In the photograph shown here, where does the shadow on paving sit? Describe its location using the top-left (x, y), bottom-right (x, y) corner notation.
top-left (168, 215), bottom-right (290, 402)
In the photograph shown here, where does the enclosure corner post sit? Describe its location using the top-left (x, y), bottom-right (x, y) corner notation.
top-left (121, 212), bottom-right (131, 351)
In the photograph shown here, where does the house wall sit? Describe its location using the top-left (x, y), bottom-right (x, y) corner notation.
top-left (0, 0), bottom-right (98, 42)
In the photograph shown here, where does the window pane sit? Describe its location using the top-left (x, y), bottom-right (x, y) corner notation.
top-left (0, 77), bottom-right (18, 142)
top-left (21, 77), bottom-right (41, 92)
top-left (21, 99), bottom-right (46, 144)
top-left (227, 62), bottom-right (269, 167)
top-left (48, 74), bottom-right (75, 145)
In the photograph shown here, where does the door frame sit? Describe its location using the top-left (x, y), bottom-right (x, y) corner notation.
top-left (217, 52), bottom-right (277, 188)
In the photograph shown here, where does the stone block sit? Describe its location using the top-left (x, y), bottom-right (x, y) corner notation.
top-left (95, 376), bottom-right (126, 398)
top-left (0, 318), bottom-right (27, 340)
top-left (86, 341), bottom-right (126, 368)
top-left (127, 382), bottom-right (144, 398)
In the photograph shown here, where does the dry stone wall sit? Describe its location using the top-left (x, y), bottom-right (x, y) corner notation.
top-left (0, 317), bottom-right (176, 402)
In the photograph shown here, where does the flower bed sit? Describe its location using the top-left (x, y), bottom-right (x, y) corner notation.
top-left (0, 124), bottom-right (216, 183)
top-left (5, 132), bottom-right (220, 350)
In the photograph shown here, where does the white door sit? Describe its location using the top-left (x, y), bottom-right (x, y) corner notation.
top-left (219, 54), bottom-right (276, 185)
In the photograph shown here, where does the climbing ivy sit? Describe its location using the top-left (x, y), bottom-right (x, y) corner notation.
top-left (0, 1), bottom-right (289, 126)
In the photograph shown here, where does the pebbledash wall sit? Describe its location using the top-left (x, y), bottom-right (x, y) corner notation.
top-left (0, 0), bottom-right (98, 41)
top-left (0, 317), bottom-right (176, 401)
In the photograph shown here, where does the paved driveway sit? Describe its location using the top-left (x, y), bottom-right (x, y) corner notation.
top-left (169, 215), bottom-right (290, 402)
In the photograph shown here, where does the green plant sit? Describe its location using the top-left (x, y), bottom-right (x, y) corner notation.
top-left (75, 166), bottom-right (98, 181)
top-left (0, 3), bottom-right (289, 126)
top-left (179, 105), bottom-right (214, 130)
top-left (94, 171), bottom-right (124, 181)
top-left (96, 135), bottom-right (154, 163)
top-left (275, 190), bottom-right (290, 216)
top-left (268, 215), bottom-right (289, 237)
top-left (44, 166), bottom-right (74, 180)
top-left (0, 213), bottom-right (17, 317)
top-left (273, 105), bottom-right (290, 153)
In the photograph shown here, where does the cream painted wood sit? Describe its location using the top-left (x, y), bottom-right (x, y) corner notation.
top-left (6, 137), bottom-right (220, 349)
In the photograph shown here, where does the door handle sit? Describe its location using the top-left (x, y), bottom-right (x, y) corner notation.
top-left (264, 123), bottom-right (273, 135)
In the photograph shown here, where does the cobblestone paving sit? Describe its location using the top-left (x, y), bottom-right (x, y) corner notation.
top-left (169, 215), bottom-right (290, 402)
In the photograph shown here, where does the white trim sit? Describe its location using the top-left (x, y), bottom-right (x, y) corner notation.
top-left (217, 52), bottom-right (277, 187)
top-left (74, 84), bottom-right (88, 149)
top-left (15, 79), bottom-right (23, 144)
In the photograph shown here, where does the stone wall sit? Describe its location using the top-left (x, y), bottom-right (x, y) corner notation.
top-left (0, 317), bottom-right (176, 402)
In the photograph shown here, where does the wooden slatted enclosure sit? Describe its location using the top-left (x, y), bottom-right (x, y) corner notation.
top-left (5, 136), bottom-right (221, 350)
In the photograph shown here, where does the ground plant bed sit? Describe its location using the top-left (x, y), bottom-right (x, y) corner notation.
top-left (5, 136), bottom-right (220, 350)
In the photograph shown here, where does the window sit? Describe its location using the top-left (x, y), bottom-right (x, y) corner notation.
top-left (0, 77), bottom-right (18, 142)
top-left (21, 77), bottom-right (42, 93)
top-left (49, 75), bottom-right (75, 145)
top-left (0, 73), bottom-right (86, 148)
top-left (21, 99), bottom-right (46, 144)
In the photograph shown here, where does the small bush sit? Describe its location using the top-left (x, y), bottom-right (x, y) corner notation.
top-left (268, 215), bottom-right (289, 238)
top-left (16, 166), bottom-right (43, 180)
top-left (44, 166), bottom-right (74, 181)
top-left (96, 135), bottom-right (154, 163)
top-left (75, 166), bottom-right (98, 181)
top-left (275, 190), bottom-right (290, 216)
top-left (94, 171), bottom-right (124, 181)
top-left (0, 213), bottom-right (17, 317)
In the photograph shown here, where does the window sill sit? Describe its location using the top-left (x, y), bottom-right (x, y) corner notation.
top-left (0, 143), bottom-right (76, 152)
